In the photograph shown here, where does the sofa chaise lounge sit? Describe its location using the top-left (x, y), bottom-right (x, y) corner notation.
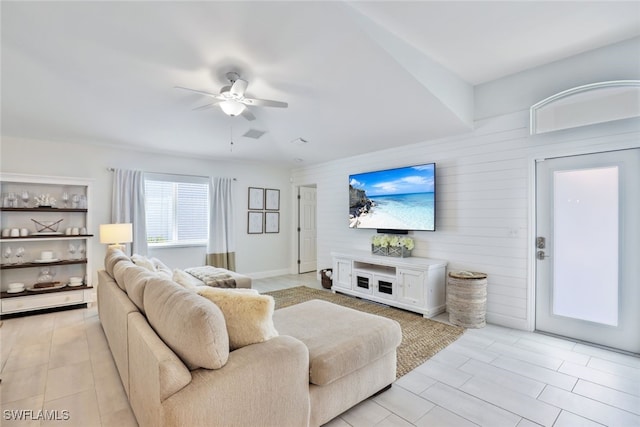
top-left (97, 249), bottom-right (402, 426)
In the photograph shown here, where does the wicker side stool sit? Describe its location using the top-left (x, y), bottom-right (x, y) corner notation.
top-left (447, 271), bottom-right (487, 328)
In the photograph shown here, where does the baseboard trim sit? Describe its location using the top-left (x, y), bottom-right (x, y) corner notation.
top-left (246, 268), bottom-right (291, 280)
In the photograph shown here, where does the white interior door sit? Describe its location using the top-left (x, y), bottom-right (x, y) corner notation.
top-left (298, 186), bottom-right (317, 273)
top-left (535, 149), bottom-right (640, 353)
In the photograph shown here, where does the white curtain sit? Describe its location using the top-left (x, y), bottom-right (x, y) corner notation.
top-left (207, 177), bottom-right (236, 270)
top-left (111, 169), bottom-right (147, 255)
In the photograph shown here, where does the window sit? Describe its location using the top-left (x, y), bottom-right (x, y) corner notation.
top-left (144, 174), bottom-right (209, 246)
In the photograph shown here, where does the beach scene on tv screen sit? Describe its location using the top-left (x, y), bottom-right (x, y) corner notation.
top-left (349, 164), bottom-right (435, 230)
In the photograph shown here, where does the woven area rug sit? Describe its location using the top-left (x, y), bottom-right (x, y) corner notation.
top-left (265, 286), bottom-right (465, 378)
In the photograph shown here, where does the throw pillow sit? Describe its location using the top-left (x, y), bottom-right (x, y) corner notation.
top-left (197, 287), bottom-right (278, 351)
top-left (131, 254), bottom-right (155, 272)
top-left (172, 268), bottom-right (203, 290)
top-left (151, 257), bottom-right (172, 277)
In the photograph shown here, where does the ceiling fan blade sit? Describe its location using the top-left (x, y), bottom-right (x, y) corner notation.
top-left (174, 86), bottom-right (225, 100)
top-left (230, 79), bottom-right (248, 97)
top-left (242, 97), bottom-right (288, 108)
top-left (192, 101), bottom-right (222, 111)
top-left (241, 108), bottom-right (256, 121)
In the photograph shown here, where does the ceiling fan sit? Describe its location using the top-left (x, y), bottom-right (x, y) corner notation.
top-left (175, 72), bottom-right (288, 121)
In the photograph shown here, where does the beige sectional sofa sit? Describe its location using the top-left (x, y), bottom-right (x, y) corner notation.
top-left (97, 249), bottom-right (402, 427)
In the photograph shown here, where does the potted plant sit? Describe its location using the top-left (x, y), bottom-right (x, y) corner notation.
top-left (371, 234), bottom-right (414, 257)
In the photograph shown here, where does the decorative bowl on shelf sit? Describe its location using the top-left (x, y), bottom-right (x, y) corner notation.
top-left (68, 276), bottom-right (83, 287)
top-left (8, 282), bottom-right (25, 291)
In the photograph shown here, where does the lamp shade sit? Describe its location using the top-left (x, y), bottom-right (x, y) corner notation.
top-left (100, 223), bottom-right (133, 246)
top-left (219, 100), bottom-right (246, 116)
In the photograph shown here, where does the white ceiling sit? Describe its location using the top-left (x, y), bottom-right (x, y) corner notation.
top-left (2, 1), bottom-right (639, 167)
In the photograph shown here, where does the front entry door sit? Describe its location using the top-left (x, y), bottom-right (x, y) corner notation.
top-left (535, 149), bottom-right (640, 353)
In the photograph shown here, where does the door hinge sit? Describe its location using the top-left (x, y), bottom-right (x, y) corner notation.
top-left (537, 250), bottom-right (550, 260)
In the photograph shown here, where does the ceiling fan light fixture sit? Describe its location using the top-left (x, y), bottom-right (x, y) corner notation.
top-left (176, 72), bottom-right (287, 121)
top-left (220, 100), bottom-right (246, 116)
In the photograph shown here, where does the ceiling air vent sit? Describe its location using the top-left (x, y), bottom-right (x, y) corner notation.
top-left (243, 129), bottom-right (266, 139)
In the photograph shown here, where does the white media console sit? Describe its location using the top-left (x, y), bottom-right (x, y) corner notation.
top-left (331, 250), bottom-right (447, 318)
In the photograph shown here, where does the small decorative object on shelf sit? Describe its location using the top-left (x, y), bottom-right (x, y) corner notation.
top-left (34, 193), bottom-right (57, 208)
top-left (3, 247), bottom-right (13, 264)
top-left (15, 247), bottom-right (25, 264)
top-left (20, 191), bottom-right (30, 207)
top-left (31, 218), bottom-right (64, 233)
top-left (3, 192), bottom-right (17, 207)
top-left (371, 234), bottom-right (414, 257)
top-left (37, 266), bottom-right (56, 283)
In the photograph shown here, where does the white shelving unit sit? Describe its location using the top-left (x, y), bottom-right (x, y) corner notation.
top-left (1, 173), bottom-right (94, 316)
top-left (331, 250), bottom-right (447, 318)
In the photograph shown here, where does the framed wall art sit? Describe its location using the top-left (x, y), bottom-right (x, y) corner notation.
top-left (248, 187), bottom-right (264, 210)
top-left (248, 211), bottom-right (264, 234)
top-left (265, 188), bottom-right (280, 210)
top-left (265, 212), bottom-right (280, 233)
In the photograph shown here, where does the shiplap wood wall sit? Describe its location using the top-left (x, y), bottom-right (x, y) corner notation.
top-left (291, 110), bottom-right (640, 330)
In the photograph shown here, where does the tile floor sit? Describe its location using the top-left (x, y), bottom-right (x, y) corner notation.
top-left (1, 272), bottom-right (639, 427)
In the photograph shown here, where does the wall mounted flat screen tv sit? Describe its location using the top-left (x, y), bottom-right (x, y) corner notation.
top-left (349, 163), bottom-right (436, 231)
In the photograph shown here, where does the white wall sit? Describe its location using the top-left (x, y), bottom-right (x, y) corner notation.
top-left (291, 38), bottom-right (640, 330)
top-left (475, 37), bottom-right (640, 120)
top-left (0, 137), bottom-right (293, 280)
top-left (292, 112), bottom-right (640, 330)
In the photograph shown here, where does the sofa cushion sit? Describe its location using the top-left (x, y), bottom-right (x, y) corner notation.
top-left (197, 287), bottom-right (278, 351)
top-left (131, 254), bottom-right (173, 278)
top-left (273, 299), bottom-right (402, 386)
top-left (127, 312), bottom-right (192, 402)
top-left (151, 257), bottom-right (172, 277)
top-left (105, 248), bottom-right (131, 290)
top-left (112, 258), bottom-right (133, 289)
top-left (124, 268), bottom-right (160, 313)
top-left (132, 254), bottom-right (156, 272)
top-left (144, 276), bottom-right (229, 370)
top-left (172, 268), bottom-right (203, 290)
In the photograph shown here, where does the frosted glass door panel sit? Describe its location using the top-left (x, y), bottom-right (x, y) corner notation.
top-left (552, 167), bottom-right (619, 326)
top-left (536, 149), bottom-right (640, 353)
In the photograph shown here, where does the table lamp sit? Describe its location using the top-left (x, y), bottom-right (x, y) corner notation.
top-left (100, 223), bottom-right (133, 250)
